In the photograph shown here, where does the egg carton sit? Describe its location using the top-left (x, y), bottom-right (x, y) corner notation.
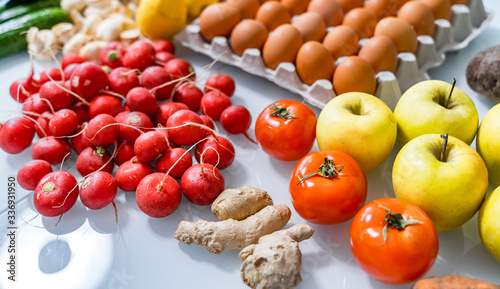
top-left (174, 0), bottom-right (492, 110)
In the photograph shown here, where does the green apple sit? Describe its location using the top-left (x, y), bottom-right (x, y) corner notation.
top-left (476, 103), bottom-right (500, 187)
top-left (478, 186), bottom-right (500, 263)
top-left (394, 80), bottom-right (479, 147)
top-left (393, 134), bottom-right (488, 232)
top-left (316, 92), bottom-right (397, 174)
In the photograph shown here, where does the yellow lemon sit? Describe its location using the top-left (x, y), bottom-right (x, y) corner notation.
top-left (136, 0), bottom-right (188, 40)
top-left (185, 0), bottom-right (219, 21)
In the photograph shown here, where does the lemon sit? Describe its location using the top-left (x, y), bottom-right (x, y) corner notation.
top-left (136, 0), bottom-right (188, 40)
top-left (185, 0), bottom-right (219, 21)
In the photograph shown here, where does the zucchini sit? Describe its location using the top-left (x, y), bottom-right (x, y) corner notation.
top-left (0, 0), bottom-right (61, 23)
top-left (0, 7), bottom-right (70, 58)
top-left (0, 0), bottom-right (42, 14)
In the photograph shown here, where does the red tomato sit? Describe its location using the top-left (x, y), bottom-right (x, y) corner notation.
top-left (350, 198), bottom-right (439, 285)
top-left (255, 99), bottom-right (317, 161)
top-left (289, 150), bottom-right (367, 224)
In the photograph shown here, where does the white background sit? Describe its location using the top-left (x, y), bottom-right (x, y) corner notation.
top-left (0, 1), bottom-right (500, 288)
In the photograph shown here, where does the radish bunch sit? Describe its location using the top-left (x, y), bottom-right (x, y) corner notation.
top-left (4, 38), bottom-right (255, 219)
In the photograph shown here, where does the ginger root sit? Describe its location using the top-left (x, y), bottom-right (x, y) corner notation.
top-left (211, 186), bottom-right (273, 221)
top-left (239, 224), bottom-right (314, 289)
top-left (174, 204), bottom-right (291, 254)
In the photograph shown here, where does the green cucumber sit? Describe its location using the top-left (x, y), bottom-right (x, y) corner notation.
top-left (0, 0), bottom-right (61, 23)
top-left (0, 0), bottom-right (42, 14)
top-left (0, 7), bottom-right (70, 58)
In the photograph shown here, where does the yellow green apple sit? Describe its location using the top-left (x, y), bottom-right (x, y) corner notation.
top-left (394, 80), bottom-right (479, 147)
top-left (392, 134), bottom-right (488, 232)
top-left (478, 186), bottom-right (500, 263)
top-left (316, 92), bottom-right (397, 174)
top-left (476, 103), bottom-right (500, 186)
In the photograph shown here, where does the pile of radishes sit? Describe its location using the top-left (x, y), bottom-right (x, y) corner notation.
top-left (4, 38), bottom-right (255, 219)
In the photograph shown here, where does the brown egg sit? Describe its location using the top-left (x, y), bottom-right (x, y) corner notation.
top-left (291, 11), bottom-right (326, 42)
top-left (227, 0), bottom-right (260, 19)
top-left (358, 35), bottom-right (398, 74)
top-left (281, 0), bottom-right (311, 16)
top-left (450, 0), bottom-right (468, 5)
top-left (296, 41), bottom-right (335, 85)
top-left (307, 0), bottom-right (343, 27)
top-left (397, 1), bottom-right (435, 36)
top-left (259, 0), bottom-right (279, 3)
top-left (333, 56), bottom-right (376, 95)
top-left (230, 19), bottom-right (269, 56)
top-left (419, 0), bottom-right (452, 21)
top-left (322, 25), bottom-right (359, 61)
top-left (342, 7), bottom-right (378, 39)
top-left (255, 1), bottom-right (292, 31)
top-left (374, 17), bottom-right (418, 53)
top-left (336, 0), bottom-right (364, 13)
top-left (262, 24), bottom-right (304, 70)
top-left (363, 0), bottom-right (410, 20)
top-left (198, 3), bottom-right (242, 42)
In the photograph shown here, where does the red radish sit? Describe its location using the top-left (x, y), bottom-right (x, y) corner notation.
top-left (155, 51), bottom-right (174, 65)
top-left (154, 102), bottom-right (189, 126)
top-left (125, 87), bottom-right (158, 116)
top-left (23, 94), bottom-right (51, 116)
top-left (199, 114), bottom-right (215, 131)
top-left (76, 146), bottom-right (114, 177)
top-left (35, 112), bottom-right (53, 138)
top-left (63, 63), bottom-right (79, 81)
top-left (70, 62), bottom-right (109, 101)
top-left (61, 53), bottom-right (86, 69)
top-left (88, 95), bottom-right (124, 118)
top-left (180, 163), bottom-right (225, 206)
top-left (79, 171), bottom-right (117, 210)
top-left (39, 67), bottom-right (63, 84)
top-left (9, 79), bottom-right (31, 103)
top-left (204, 73), bottom-right (236, 97)
top-left (195, 136), bottom-right (235, 169)
top-left (118, 111), bottom-right (153, 143)
top-left (100, 41), bottom-right (127, 69)
top-left (34, 171), bottom-right (79, 217)
top-left (166, 109), bottom-right (208, 146)
top-left (0, 117), bottom-right (35, 154)
top-left (85, 114), bottom-right (119, 147)
top-left (70, 122), bottom-right (92, 154)
top-left (39, 81), bottom-right (74, 111)
top-left (165, 58), bottom-right (195, 80)
top-left (173, 82), bottom-right (204, 112)
top-left (31, 136), bottom-right (71, 165)
top-left (200, 90), bottom-right (232, 121)
top-left (115, 156), bottom-right (154, 191)
top-left (114, 140), bottom-right (135, 165)
top-left (122, 40), bottom-right (156, 71)
top-left (156, 147), bottom-right (192, 179)
top-left (17, 159), bottom-right (53, 190)
top-left (220, 105), bottom-right (256, 143)
top-left (107, 67), bottom-right (140, 96)
top-left (71, 101), bottom-right (90, 124)
top-left (153, 40), bottom-right (175, 54)
top-left (136, 172), bottom-right (182, 218)
top-left (134, 130), bottom-right (168, 162)
top-left (48, 108), bottom-right (79, 137)
top-left (140, 66), bottom-right (174, 101)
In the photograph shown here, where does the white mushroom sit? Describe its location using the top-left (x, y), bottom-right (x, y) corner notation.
top-left (63, 32), bottom-right (93, 56)
top-left (60, 0), bottom-right (86, 12)
top-left (79, 40), bottom-right (108, 62)
top-left (51, 22), bottom-right (76, 44)
top-left (96, 17), bottom-right (123, 41)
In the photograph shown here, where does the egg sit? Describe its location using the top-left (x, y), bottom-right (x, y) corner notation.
top-left (333, 56), bottom-right (376, 95)
top-left (450, 0), bottom-right (468, 4)
top-left (227, 0), bottom-right (260, 19)
top-left (336, 0), bottom-right (364, 13)
top-left (307, 0), bottom-right (343, 27)
top-left (358, 35), bottom-right (398, 74)
top-left (198, 3), bottom-right (242, 42)
top-left (374, 17), bottom-right (418, 53)
top-left (342, 7), bottom-right (378, 39)
top-left (291, 11), bottom-right (326, 42)
top-left (322, 25), bottom-right (359, 61)
top-left (397, 1), bottom-right (435, 36)
top-left (229, 19), bottom-right (269, 56)
top-left (281, 0), bottom-right (311, 16)
top-left (419, 0), bottom-right (452, 21)
top-left (255, 1), bottom-right (292, 31)
top-left (262, 24), bottom-right (304, 70)
top-left (296, 41), bottom-right (335, 85)
top-left (363, 0), bottom-right (410, 20)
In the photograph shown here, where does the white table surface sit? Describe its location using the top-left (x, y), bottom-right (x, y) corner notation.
top-left (0, 1), bottom-right (500, 288)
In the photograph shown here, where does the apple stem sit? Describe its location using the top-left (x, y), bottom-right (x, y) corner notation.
top-left (296, 157), bottom-right (343, 185)
top-left (440, 134), bottom-right (449, 162)
top-left (445, 78), bottom-right (457, 108)
top-left (377, 203), bottom-right (423, 246)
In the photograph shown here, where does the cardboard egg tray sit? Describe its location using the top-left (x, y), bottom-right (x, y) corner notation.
top-left (174, 0), bottom-right (492, 110)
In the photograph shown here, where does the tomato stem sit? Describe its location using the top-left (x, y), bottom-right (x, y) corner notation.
top-left (270, 103), bottom-right (298, 120)
top-left (297, 157), bottom-right (343, 185)
top-left (378, 203), bottom-right (423, 246)
top-left (440, 134), bottom-right (448, 162)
